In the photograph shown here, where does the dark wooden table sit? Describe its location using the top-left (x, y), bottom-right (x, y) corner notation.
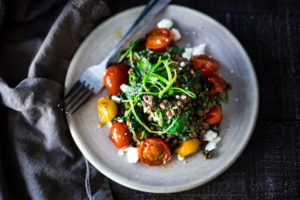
top-left (107, 0), bottom-right (300, 199)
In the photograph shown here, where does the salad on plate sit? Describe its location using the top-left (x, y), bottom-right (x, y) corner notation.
top-left (96, 19), bottom-right (229, 166)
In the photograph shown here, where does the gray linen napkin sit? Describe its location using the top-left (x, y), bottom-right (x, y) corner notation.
top-left (0, 0), bottom-right (113, 199)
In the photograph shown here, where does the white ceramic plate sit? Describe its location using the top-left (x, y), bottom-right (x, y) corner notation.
top-left (65, 5), bottom-right (259, 193)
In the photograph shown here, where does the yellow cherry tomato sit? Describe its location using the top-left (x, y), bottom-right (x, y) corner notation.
top-left (175, 138), bottom-right (201, 158)
top-left (97, 97), bottom-right (118, 122)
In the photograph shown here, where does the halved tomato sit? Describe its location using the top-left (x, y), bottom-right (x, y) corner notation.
top-left (138, 138), bottom-right (171, 166)
top-left (104, 64), bottom-right (129, 95)
top-left (205, 105), bottom-right (222, 125)
top-left (145, 28), bottom-right (172, 51)
top-left (191, 55), bottom-right (219, 77)
top-left (207, 74), bottom-right (226, 95)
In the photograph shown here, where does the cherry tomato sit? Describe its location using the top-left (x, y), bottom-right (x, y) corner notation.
top-left (110, 122), bottom-right (132, 149)
top-left (138, 138), bottom-right (171, 166)
top-left (104, 64), bottom-right (129, 95)
top-left (145, 28), bottom-right (172, 51)
top-left (191, 55), bottom-right (219, 77)
top-left (205, 105), bottom-right (222, 125)
top-left (97, 97), bottom-right (118, 122)
top-left (207, 74), bottom-right (226, 95)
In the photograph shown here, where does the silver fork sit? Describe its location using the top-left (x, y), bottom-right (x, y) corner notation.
top-left (58, 0), bottom-right (171, 115)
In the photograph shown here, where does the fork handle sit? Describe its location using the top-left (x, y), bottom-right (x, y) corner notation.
top-left (103, 0), bottom-right (172, 65)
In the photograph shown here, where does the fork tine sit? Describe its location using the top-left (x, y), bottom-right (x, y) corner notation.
top-left (65, 85), bottom-right (91, 114)
top-left (70, 90), bottom-right (94, 115)
top-left (57, 81), bottom-right (82, 109)
top-left (60, 82), bottom-right (86, 111)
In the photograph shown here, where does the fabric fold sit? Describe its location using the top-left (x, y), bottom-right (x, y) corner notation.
top-left (0, 0), bottom-right (112, 199)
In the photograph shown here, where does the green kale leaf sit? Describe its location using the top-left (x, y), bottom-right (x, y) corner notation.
top-left (166, 111), bottom-right (190, 134)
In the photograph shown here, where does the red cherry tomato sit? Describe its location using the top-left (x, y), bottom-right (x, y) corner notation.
top-left (138, 138), bottom-right (171, 166)
top-left (110, 122), bottom-right (132, 149)
top-left (205, 105), bottom-right (222, 125)
top-left (207, 74), bottom-right (226, 96)
top-left (145, 28), bottom-right (172, 51)
top-left (104, 64), bottom-right (129, 95)
top-left (191, 55), bottom-right (219, 77)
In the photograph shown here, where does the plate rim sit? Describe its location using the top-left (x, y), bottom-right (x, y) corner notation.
top-left (65, 4), bottom-right (259, 193)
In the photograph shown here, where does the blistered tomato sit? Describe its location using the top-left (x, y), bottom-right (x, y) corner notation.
top-left (207, 74), bottom-right (226, 95)
top-left (110, 122), bottom-right (132, 149)
top-left (145, 28), bottom-right (172, 51)
top-left (104, 64), bottom-right (129, 95)
top-left (191, 55), bottom-right (219, 77)
top-left (205, 105), bottom-right (222, 125)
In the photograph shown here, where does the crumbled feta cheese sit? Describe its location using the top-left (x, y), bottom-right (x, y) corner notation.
top-left (204, 130), bottom-right (218, 141)
top-left (205, 137), bottom-right (221, 151)
top-left (107, 121), bottom-right (112, 127)
top-left (175, 95), bottom-right (180, 99)
top-left (111, 95), bottom-right (121, 103)
top-left (118, 147), bottom-right (139, 163)
top-left (143, 106), bottom-right (148, 113)
top-left (117, 119), bottom-right (123, 122)
top-left (120, 84), bottom-right (136, 95)
top-left (156, 39), bottom-right (162, 44)
top-left (126, 147), bottom-right (139, 163)
top-left (120, 84), bottom-right (128, 92)
top-left (204, 130), bottom-right (221, 151)
top-left (182, 47), bottom-right (194, 60)
top-left (171, 28), bottom-right (181, 41)
top-left (177, 154), bottom-right (185, 161)
top-left (182, 44), bottom-right (206, 60)
top-left (118, 149), bottom-right (125, 156)
top-left (192, 44), bottom-right (206, 56)
top-left (157, 18), bottom-right (173, 29)
top-left (180, 62), bottom-right (186, 67)
top-left (181, 95), bottom-right (187, 99)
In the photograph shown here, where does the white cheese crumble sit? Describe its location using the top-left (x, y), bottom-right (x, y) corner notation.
top-left (192, 44), bottom-right (206, 56)
top-left (177, 154), bottom-right (185, 161)
top-left (143, 106), bottom-right (148, 113)
top-left (120, 84), bottom-right (128, 92)
top-left (182, 44), bottom-right (206, 60)
top-left (118, 147), bottom-right (139, 163)
top-left (117, 119), bottom-right (123, 122)
top-left (204, 130), bottom-right (218, 141)
top-left (182, 47), bottom-right (194, 60)
top-left (157, 18), bottom-right (173, 29)
top-left (126, 147), bottom-right (139, 163)
top-left (171, 28), bottom-right (181, 41)
top-left (120, 84), bottom-right (136, 95)
top-left (180, 61), bottom-right (186, 67)
top-left (205, 137), bottom-right (221, 151)
top-left (204, 130), bottom-right (221, 151)
top-left (111, 95), bottom-right (121, 103)
top-left (118, 149), bottom-right (125, 156)
top-left (107, 121), bottom-right (112, 127)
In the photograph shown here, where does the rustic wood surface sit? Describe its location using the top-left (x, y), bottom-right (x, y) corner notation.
top-left (107, 0), bottom-right (300, 199)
